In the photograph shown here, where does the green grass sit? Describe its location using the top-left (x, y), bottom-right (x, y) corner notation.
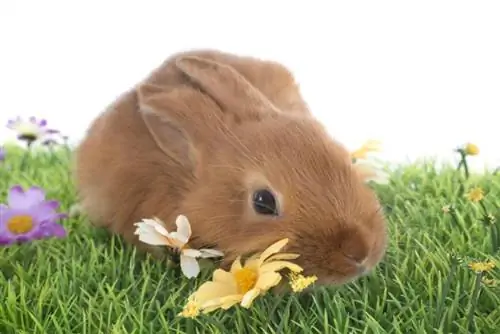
top-left (0, 146), bottom-right (499, 334)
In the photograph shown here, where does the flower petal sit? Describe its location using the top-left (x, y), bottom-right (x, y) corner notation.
top-left (136, 229), bottom-right (170, 246)
top-left (194, 281), bottom-right (238, 303)
top-left (240, 288), bottom-right (261, 308)
top-left (40, 222), bottom-right (67, 238)
top-left (180, 254), bottom-right (200, 278)
top-left (213, 269), bottom-right (237, 285)
top-left (260, 260), bottom-right (303, 274)
top-left (230, 256), bottom-right (243, 272)
top-left (144, 218), bottom-right (171, 237)
top-left (255, 271), bottom-right (282, 291)
top-left (199, 295), bottom-right (242, 313)
top-left (175, 214), bottom-right (191, 242)
top-left (258, 238), bottom-right (289, 265)
top-left (182, 248), bottom-right (202, 258)
top-left (24, 186), bottom-right (47, 204)
top-left (199, 248), bottom-right (224, 258)
top-left (265, 253), bottom-right (301, 262)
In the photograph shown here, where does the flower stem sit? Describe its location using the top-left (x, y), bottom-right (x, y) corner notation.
top-left (461, 152), bottom-right (470, 180)
top-left (19, 142), bottom-right (32, 171)
top-left (466, 271), bottom-right (483, 333)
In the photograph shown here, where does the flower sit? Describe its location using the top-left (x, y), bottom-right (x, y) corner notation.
top-left (442, 205), bottom-right (451, 213)
top-left (482, 278), bottom-right (498, 287)
top-left (288, 272), bottom-right (318, 292)
top-left (0, 185), bottom-right (67, 245)
top-left (352, 159), bottom-right (390, 184)
top-left (0, 146), bottom-right (5, 162)
top-left (180, 238), bottom-right (303, 316)
top-left (466, 187), bottom-right (484, 202)
top-left (351, 140), bottom-right (382, 161)
top-left (133, 215), bottom-right (224, 278)
top-left (7, 116), bottom-right (59, 144)
top-left (464, 143), bottom-right (479, 156)
top-left (468, 261), bottom-right (496, 273)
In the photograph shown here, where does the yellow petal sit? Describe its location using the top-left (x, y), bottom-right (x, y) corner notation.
top-left (260, 260), bottom-right (303, 274)
top-left (200, 295), bottom-right (242, 313)
top-left (258, 238), bottom-right (289, 265)
top-left (240, 288), bottom-right (261, 308)
top-left (230, 256), bottom-right (243, 272)
top-left (255, 271), bottom-right (282, 291)
top-left (265, 253), bottom-right (301, 262)
top-left (194, 281), bottom-right (238, 303)
top-left (219, 295), bottom-right (243, 310)
top-left (213, 269), bottom-right (237, 286)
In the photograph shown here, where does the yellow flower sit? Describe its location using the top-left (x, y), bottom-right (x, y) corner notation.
top-left (481, 278), bottom-right (498, 287)
top-left (288, 272), bottom-right (318, 292)
top-left (464, 143), bottom-right (479, 156)
top-left (442, 205), bottom-right (451, 213)
top-left (351, 140), bottom-right (381, 160)
top-left (180, 238), bottom-right (303, 315)
top-left (468, 261), bottom-right (496, 273)
top-left (133, 215), bottom-right (224, 278)
top-left (466, 187), bottom-right (484, 202)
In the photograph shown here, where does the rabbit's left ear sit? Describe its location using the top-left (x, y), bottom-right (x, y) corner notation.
top-left (175, 55), bottom-right (282, 122)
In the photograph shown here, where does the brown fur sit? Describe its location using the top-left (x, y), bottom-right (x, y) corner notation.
top-left (73, 49), bottom-right (387, 286)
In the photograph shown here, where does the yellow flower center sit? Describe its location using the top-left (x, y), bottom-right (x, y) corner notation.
top-left (7, 215), bottom-right (34, 234)
top-left (233, 267), bottom-right (258, 294)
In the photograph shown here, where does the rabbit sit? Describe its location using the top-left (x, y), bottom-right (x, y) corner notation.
top-left (73, 49), bottom-right (388, 286)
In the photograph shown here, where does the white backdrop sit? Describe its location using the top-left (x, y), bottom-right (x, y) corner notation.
top-left (1, 1), bottom-right (499, 172)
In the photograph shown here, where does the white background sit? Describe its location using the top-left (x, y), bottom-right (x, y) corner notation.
top-left (1, 1), bottom-right (499, 172)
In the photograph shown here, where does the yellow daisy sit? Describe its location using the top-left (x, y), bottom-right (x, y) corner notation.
top-left (464, 143), bottom-right (479, 156)
top-left (468, 261), bottom-right (496, 273)
top-left (466, 187), bottom-right (484, 203)
top-left (351, 139), bottom-right (382, 160)
top-left (179, 238), bottom-right (303, 315)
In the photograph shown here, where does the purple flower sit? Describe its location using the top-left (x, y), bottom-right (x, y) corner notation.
top-left (0, 146), bottom-right (5, 162)
top-left (0, 185), bottom-right (67, 245)
top-left (6, 116), bottom-right (59, 144)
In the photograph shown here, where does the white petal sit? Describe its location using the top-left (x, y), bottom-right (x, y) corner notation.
top-left (133, 222), bottom-right (156, 235)
top-left (169, 231), bottom-right (189, 245)
top-left (147, 218), bottom-right (171, 237)
top-left (182, 248), bottom-right (203, 258)
top-left (137, 230), bottom-right (169, 246)
top-left (180, 255), bottom-right (200, 278)
top-left (175, 215), bottom-right (192, 241)
top-left (199, 249), bottom-right (224, 258)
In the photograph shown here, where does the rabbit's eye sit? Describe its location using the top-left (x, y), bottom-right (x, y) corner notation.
top-left (252, 189), bottom-right (278, 215)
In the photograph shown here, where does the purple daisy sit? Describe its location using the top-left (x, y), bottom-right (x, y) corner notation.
top-left (0, 146), bottom-right (5, 162)
top-left (0, 185), bottom-right (67, 245)
top-left (6, 116), bottom-right (59, 144)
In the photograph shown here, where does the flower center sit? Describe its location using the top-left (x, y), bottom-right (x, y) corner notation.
top-left (233, 267), bottom-right (258, 294)
top-left (7, 215), bottom-right (34, 234)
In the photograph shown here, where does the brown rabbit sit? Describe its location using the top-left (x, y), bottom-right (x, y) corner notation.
top-left (73, 49), bottom-right (387, 286)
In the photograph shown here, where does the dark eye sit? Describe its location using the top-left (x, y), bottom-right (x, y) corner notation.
top-left (252, 189), bottom-right (278, 215)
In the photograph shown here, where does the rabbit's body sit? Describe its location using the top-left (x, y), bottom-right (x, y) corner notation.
top-left (74, 49), bottom-right (388, 285)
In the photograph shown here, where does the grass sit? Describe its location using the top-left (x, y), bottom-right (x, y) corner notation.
top-left (0, 145), bottom-right (499, 334)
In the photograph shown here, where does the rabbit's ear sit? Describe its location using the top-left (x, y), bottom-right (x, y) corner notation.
top-left (137, 84), bottom-right (223, 171)
top-left (175, 55), bottom-right (282, 122)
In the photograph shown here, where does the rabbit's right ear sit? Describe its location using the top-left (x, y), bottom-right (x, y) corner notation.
top-left (137, 83), bottom-right (223, 170)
